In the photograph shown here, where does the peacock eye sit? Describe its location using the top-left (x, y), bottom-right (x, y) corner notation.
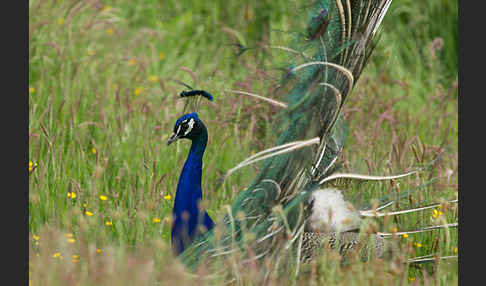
top-left (175, 117), bottom-right (196, 137)
top-left (178, 123), bottom-right (188, 135)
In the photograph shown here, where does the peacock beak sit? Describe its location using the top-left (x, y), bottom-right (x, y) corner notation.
top-left (167, 133), bottom-right (179, 146)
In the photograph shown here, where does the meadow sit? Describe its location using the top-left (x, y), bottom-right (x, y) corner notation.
top-left (29, 0), bottom-right (458, 285)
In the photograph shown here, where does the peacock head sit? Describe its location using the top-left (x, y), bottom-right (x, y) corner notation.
top-left (167, 112), bottom-right (206, 146)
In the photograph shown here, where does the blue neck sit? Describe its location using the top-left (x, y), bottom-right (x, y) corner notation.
top-left (171, 127), bottom-right (214, 255)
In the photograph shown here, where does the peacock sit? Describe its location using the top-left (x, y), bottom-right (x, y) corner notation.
top-left (167, 111), bottom-right (214, 255)
top-left (166, 0), bottom-right (457, 275)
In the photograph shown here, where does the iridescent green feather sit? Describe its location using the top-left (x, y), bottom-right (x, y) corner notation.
top-left (181, 0), bottom-right (393, 271)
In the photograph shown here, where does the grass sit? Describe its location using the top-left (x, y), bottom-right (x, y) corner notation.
top-left (29, 0), bottom-right (457, 285)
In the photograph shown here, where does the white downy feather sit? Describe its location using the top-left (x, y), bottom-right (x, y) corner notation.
top-left (308, 188), bottom-right (361, 233)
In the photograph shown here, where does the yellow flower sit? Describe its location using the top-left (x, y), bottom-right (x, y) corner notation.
top-left (153, 217), bottom-right (161, 223)
top-left (392, 227), bottom-right (398, 233)
top-left (29, 87), bottom-right (35, 94)
top-left (67, 238), bottom-right (76, 244)
top-left (163, 194), bottom-right (171, 200)
top-left (402, 233), bottom-right (409, 239)
top-left (414, 242), bottom-right (422, 248)
top-left (409, 277), bottom-right (416, 282)
top-left (432, 209), bottom-right (438, 218)
top-left (452, 246), bottom-right (458, 254)
top-left (96, 248), bottom-right (102, 254)
top-left (99, 195), bottom-right (108, 201)
top-left (432, 209), bottom-right (443, 219)
top-left (85, 211), bottom-right (94, 216)
top-left (83, 203), bottom-right (87, 208)
top-left (128, 59), bottom-right (136, 65)
top-left (91, 147), bottom-right (97, 154)
top-left (67, 192), bottom-right (77, 199)
top-left (29, 161), bottom-right (38, 172)
top-left (147, 75), bottom-right (159, 83)
top-left (159, 52), bottom-right (166, 60)
top-left (65, 233), bottom-right (74, 238)
top-left (134, 87), bottom-right (143, 96)
top-left (165, 217), bottom-right (171, 223)
top-left (105, 221), bottom-right (113, 226)
top-left (53, 252), bottom-right (62, 258)
top-left (72, 255), bottom-right (79, 259)
top-left (57, 18), bottom-right (64, 25)
top-left (32, 234), bottom-right (40, 241)
top-left (106, 27), bottom-right (114, 36)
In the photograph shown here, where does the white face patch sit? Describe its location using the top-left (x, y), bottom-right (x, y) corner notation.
top-left (183, 118), bottom-right (195, 136)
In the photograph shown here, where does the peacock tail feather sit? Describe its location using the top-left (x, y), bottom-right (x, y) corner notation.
top-left (180, 0), bottom-right (396, 271)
